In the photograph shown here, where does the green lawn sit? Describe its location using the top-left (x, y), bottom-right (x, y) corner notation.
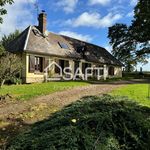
top-left (0, 81), bottom-right (89, 101)
top-left (111, 84), bottom-right (150, 107)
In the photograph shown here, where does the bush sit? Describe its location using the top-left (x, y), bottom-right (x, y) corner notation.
top-left (11, 77), bottom-right (22, 85)
top-left (123, 71), bottom-right (150, 79)
top-left (7, 95), bottom-right (150, 150)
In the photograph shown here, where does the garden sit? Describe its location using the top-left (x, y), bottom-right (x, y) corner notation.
top-left (1, 82), bottom-right (150, 149)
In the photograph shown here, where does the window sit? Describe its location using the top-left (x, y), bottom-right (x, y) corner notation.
top-left (35, 57), bottom-right (43, 72)
top-left (55, 59), bottom-right (69, 74)
top-left (82, 63), bottom-right (91, 74)
top-left (58, 42), bottom-right (69, 49)
top-left (100, 70), bottom-right (104, 75)
top-left (29, 56), bottom-right (43, 73)
top-left (108, 66), bottom-right (114, 76)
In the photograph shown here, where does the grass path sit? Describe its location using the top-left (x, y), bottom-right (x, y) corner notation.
top-left (0, 82), bottom-right (89, 100)
top-left (0, 84), bottom-right (124, 120)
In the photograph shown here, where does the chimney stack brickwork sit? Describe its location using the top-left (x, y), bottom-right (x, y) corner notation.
top-left (38, 11), bottom-right (47, 34)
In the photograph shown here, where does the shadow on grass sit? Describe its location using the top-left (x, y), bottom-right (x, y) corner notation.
top-left (0, 118), bottom-right (30, 150)
top-left (3, 95), bottom-right (150, 150)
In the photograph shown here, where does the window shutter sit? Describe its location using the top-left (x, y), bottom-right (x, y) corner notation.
top-left (29, 55), bottom-right (35, 73)
top-left (39, 57), bottom-right (43, 72)
top-left (109, 67), bottom-right (114, 76)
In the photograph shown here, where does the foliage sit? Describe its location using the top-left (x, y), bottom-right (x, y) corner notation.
top-left (132, 0), bottom-right (150, 44)
top-left (122, 71), bottom-right (150, 79)
top-left (0, 44), bottom-right (5, 55)
top-left (108, 0), bottom-right (149, 70)
top-left (1, 30), bottom-right (20, 49)
top-left (131, 0), bottom-right (150, 56)
top-left (111, 84), bottom-right (150, 107)
top-left (0, 52), bottom-right (22, 87)
top-left (7, 95), bottom-right (150, 149)
top-left (0, 30), bottom-right (22, 88)
top-left (108, 24), bottom-right (137, 72)
top-left (0, 0), bottom-right (14, 24)
top-left (0, 81), bottom-right (89, 100)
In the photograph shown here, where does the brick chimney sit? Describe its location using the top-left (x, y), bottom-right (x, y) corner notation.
top-left (38, 10), bottom-right (47, 34)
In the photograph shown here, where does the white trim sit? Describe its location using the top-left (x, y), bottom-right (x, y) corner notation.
top-left (24, 26), bottom-right (32, 50)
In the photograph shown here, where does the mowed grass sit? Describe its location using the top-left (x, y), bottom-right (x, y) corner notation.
top-left (111, 84), bottom-right (150, 107)
top-left (0, 81), bottom-right (89, 101)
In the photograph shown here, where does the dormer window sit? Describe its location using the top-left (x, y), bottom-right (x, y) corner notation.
top-left (58, 42), bottom-right (69, 49)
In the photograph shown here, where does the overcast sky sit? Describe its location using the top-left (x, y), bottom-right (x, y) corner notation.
top-left (0, 0), bottom-right (149, 71)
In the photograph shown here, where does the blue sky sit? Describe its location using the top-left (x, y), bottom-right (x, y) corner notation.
top-left (0, 0), bottom-right (149, 71)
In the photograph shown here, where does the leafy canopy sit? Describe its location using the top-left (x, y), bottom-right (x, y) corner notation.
top-left (1, 30), bottom-right (20, 49)
top-left (108, 0), bottom-right (150, 71)
top-left (0, 0), bottom-right (14, 24)
top-left (132, 0), bottom-right (150, 43)
top-left (131, 0), bottom-right (150, 56)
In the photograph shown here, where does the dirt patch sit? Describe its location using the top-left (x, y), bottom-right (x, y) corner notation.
top-left (0, 94), bottom-right (15, 106)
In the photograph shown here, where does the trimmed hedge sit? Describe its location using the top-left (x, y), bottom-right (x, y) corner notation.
top-left (7, 95), bottom-right (150, 150)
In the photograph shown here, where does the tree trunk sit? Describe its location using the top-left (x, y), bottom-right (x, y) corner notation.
top-left (0, 79), bottom-right (5, 89)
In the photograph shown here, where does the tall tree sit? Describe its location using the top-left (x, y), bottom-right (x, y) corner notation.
top-left (0, 0), bottom-right (14, 24)
top-left (108, 0), bottom-right (149, 71)
top-left (131, 0), bottom-right (150, 56)
top-left (108, 24), bottom-right (138, 72)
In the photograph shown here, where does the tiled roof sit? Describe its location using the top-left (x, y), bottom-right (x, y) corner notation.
top-left (7, 26), bottom-right (123, 66)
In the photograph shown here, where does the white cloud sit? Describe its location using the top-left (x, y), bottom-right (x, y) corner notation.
top-left (56, 0), bottom-right (78, 13)
top-left (0, 0), bottom-right (36, 38)
top-left (130, 0), bottom-right (138, 6)
top-left (59, 31), bottom-right (93, 42)
top-left (66, 12), bottom-right (122, 28)
top-left (126, 11), bottom-right (134, 17)
top-left (108, 5), bottom-right (126, 14)
top-left (89, 0), bottom-right (111, 6)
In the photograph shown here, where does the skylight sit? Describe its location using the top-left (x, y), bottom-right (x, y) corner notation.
top-left (58, 42), bottom-right (69, 49)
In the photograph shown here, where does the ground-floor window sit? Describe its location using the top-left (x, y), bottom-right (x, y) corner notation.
top-left (82, 63), bottom-right (91, 74)
top-left (55, 59), bottom-right (69, 74)
top-left (93, 65), bottom-right (104, 76)
top-left (108, 66), bottom-right (115, 76)
top-left (29, 55), bottom-right (44, 73)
